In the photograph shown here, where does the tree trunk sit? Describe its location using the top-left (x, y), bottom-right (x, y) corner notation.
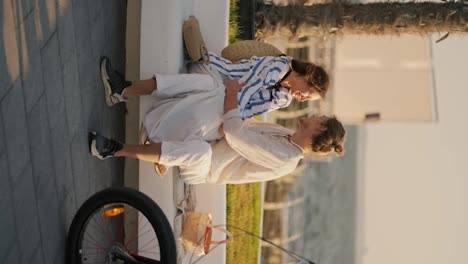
top-left (256, 2), bottom-right (468, 37)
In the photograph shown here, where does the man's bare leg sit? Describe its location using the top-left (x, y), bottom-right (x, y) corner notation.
top-left (90, 132), bottom-right (160, 163)
top-left (115, 143), bottom-right (162, 163)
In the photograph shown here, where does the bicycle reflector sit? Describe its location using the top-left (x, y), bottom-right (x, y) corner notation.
top-left (102, 206), bottom-right (125, 218)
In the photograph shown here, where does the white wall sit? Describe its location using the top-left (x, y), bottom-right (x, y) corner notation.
top-left (334, 36), bottom-right (436, 123)
top-left (358, 35), bottom-right (468, 264)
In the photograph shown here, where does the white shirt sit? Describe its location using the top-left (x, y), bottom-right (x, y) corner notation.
top-left (208, 109), bottom-right (304, 184)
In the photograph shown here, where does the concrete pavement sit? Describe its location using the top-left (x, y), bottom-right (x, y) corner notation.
top-left (0, 0), bottom-right (127, 263)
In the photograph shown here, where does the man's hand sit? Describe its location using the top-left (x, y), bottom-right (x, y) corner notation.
top-left (223, 79), bottom-right (244, 93)
top-left (218, 125), bottom-right (225, 137)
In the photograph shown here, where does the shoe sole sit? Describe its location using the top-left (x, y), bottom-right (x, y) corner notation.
top-left (89, 131), bottom-right (106, 160)
top-left (100, 57), bottom-right (117, 107)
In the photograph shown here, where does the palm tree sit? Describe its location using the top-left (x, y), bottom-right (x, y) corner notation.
top-left (256, 1), bottom-right (468, 37)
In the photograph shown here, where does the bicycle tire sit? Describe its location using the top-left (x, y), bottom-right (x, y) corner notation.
top-left (66, 187), bottom-right (177, 264)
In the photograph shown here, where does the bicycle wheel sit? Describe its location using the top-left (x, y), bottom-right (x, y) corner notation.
top-left (66, 187), bottom-right (177, 264)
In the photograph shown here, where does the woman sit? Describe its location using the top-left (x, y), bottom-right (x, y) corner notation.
top-left (207, 52), bottom-right (329, 119)
top-left (101, 52), bottom-right (329, 120)
top-left (91, 65), bottom-right (346, 184)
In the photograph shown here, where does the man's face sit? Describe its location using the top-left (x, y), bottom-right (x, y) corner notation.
top-left (298, 115), bottom-right (328, 138)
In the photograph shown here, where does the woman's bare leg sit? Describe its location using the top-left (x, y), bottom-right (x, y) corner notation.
top-left (122, 78), bottom-right (157, 98)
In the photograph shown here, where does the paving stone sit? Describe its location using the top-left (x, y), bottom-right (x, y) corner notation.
top-left (41, 33), bottom-right (68, 131)
top-left (2, 241), bottom-right (21, 264)
top-left (56, 182), bottom-right (77, 232)
top-left (86, 0), bottom-right (102, 26)
top-left (82, 86), bottom-right (104, 131)
top-left (70, 134), bottom-right (90, 206)
top-left (57, 0), bottom-right (72, 10)
top-left (102, 0), bottom-right (126, 57)
top-left (0, 0), bottom-right (20, 98)
top-left (1, 80), bottom-right (31, 186)
top-left (0, 115), bottom-right (5, 155)
top-left (72, 0), bottom-right (92, 65)
top-left (12, 165), bottom-right (42, 264)
top-left (36, 0), bottom-right (57, 48)
top-left (11, 0), bottom-right (34, 25)
top-left (0, 154), bottom-right (11, 202)
top-left (27, 244), bottom-right (45, 264)
top-left (110, 158), bottom-right (125, 187)
top-left (0, 204), bottom-right (16, 262)
top-left (3, 0), bottom-right (18, 30)
top-left (36, 177), bottom-right (63, 264)
top-left (89, 11), bottom-right (105, 61)
top-left (0, 155), bottom-right (16, 262)
top-left (18, 11), bottom-right (45, 113)
top-left (27, 95), bottom-right (55, 202)
top-left (56, 0), bottom-right (77, 63)
top-left (53, 244), bottom-right (66, 264)
top-left (49, 115), bottom-right (74, 194)
top-left (92, 157), bottom-right (112, 192)
top-left (61, 56), bottom-right (84, 138)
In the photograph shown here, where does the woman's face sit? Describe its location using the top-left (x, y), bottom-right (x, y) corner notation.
top-left (289, 75), bottom-right (321, 102)
top-left (298, 115), bottom-right (329, 138)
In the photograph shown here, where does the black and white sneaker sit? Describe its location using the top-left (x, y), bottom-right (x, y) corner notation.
top-left (100, 56), bottom-right (131, 107)
top-left (89, 131), bottom-right (123, 160)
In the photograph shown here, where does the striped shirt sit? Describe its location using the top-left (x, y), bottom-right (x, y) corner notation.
top-left (208, 52), bottom-right (293, 119)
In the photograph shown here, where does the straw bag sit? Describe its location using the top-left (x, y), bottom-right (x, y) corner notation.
top-left (221, 40), bottom-right (283, 62)
top-left (181, 211), bottom-right (233, 256)
top-left (183, 16), bottom-right (209, 63)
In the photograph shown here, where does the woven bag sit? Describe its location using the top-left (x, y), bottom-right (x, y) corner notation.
top-left (181, 211), bottom-right (233, 256)
top-left (221, 40), bottom-right (282, 62)
top-left (183, 16), bottom-right (209, 63)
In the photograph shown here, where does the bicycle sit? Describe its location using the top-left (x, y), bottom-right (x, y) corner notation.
top-left (66, 187), bottom-right (177, 264)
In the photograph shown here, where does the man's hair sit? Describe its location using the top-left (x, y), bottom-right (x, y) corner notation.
top-left (311, 116), bottom-right (346, 156)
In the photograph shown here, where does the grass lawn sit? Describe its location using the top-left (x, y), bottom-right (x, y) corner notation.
top-left (226, 183), bottom-right (262, 264)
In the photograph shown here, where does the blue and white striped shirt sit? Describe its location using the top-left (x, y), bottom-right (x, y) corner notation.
top-left (209, 52), bottom-right (293, 119)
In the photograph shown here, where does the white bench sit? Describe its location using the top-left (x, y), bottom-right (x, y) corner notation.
top-left (138, 0), bottom-right (229, 263)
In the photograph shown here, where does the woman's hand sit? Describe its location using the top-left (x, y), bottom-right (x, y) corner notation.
top-left (223, 79), bottom-right (245, 114)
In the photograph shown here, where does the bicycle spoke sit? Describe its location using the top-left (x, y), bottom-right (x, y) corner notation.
top-left (98, 208), bottom-right (117, 242)
top-left (135, 249), bottom-right (160, 255)
top-left (125, 217), bottom-right (151, 248)
top-left (90, 216), bottom-right (114, 244)
top-left (81, 236), bottom-right (107, 251)
top-left (138, 237), bottom-right (159, 253)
